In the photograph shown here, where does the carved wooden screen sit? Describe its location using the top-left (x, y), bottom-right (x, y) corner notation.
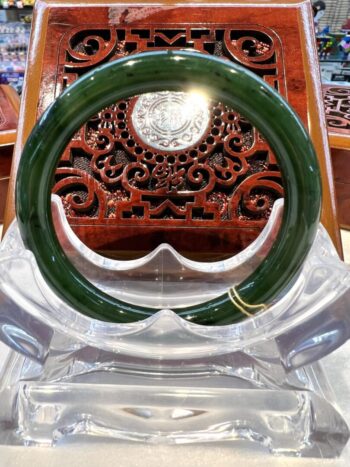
top-left (323, 84), bottom-right (350, 230)
top-left (31, 5), bottom-right (316, 260)
top-left (323, 85), bottom-right (350, 134)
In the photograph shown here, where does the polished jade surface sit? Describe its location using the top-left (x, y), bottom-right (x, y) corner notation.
top-left (15, 51), bottom-right (322, 325)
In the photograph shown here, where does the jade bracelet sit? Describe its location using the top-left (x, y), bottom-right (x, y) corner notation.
top-left (15, 50), bottom-right (321, 326)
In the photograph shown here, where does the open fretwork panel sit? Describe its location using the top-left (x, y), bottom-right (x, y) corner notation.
top-left (4, 0), bottom-right (342, 259)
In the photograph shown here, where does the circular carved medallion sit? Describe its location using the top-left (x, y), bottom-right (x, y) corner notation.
top-left (131, 91), bottom-right (210, 151)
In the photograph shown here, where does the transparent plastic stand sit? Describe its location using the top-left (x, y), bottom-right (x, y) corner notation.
top-left (0, 196), bottom-right (349, 457)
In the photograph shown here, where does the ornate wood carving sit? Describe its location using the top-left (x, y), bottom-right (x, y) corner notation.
top-left (324, 85), bottom-right (350, 133)
top-left (49, 24), bottom-right (286, 258)
top-left (9, 2), bottom-right (340, 258)
top-left (323, 84), bottom-right (350, 230)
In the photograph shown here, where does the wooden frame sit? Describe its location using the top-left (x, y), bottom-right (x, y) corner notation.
top-left (3, 0), bottom-right (342, 257)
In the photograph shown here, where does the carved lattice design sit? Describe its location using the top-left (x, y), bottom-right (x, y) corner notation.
top-left (53, 26), bottom-right (284, 231)
top-left (324, 85), bottom-right (350, 132)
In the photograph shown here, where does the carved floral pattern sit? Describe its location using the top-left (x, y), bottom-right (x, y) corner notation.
top-left (53, 25), bottom-right (284, 228)
top-left (323, 86), bottom-right (350, 131)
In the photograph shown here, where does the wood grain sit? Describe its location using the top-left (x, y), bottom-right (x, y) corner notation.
top-left (4, 0), bottom-right (342, 258)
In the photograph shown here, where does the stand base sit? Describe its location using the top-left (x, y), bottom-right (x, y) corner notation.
top-left (16, 382), bottom-right (349, 457)
top-left (0, 345), bottom-right (348, 457)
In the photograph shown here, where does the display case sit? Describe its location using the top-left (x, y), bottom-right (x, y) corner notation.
top-left (0, 0), bottom-right (349, 458)
top-left (0, 21), bottom-right (30, 93)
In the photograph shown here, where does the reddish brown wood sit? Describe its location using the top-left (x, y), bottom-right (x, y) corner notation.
top-left (0, 144), bottom-right (13, 177)
top-left (323, 84), bottom-right (350, 229)
top-left (43, 8), bottom-right (304, 258)
top-left (324, 85), bottom-right (350, 136)
top-left (5, 1), bottom-right (342, 258)
top-left (0, 85), bottom-right (18, 135)
top-left (334, 179), bottom-right (350, 229)
top-left (0, 145), bottom-right (13, 223)
top-left (331, 148), bottom-right (350, 229)
top-left (48, 21), bottom-right (289, 260)
top-left (0, 85), bottom-right (19, 224)
top-left (332, 148), bottom-right (350, 185)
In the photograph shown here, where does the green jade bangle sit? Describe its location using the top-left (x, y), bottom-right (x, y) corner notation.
top-left (15, 51), bottom-right (322, 326)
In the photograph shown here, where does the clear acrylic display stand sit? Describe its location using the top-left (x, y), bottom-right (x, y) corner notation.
top-left (0, 196), bottom-right (349, 457)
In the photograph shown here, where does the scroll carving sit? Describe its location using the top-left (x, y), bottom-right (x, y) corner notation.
top-left (52, 25), bottom-right (285, 238)
top-left (323, 86), bottom-right (350, 131)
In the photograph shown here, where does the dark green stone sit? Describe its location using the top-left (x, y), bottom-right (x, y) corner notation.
top-left (15, 50), bottom-right (321, 325)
